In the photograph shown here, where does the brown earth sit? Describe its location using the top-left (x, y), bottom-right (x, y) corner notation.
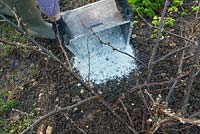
top-left (1, 0), bottom-right (200, 134)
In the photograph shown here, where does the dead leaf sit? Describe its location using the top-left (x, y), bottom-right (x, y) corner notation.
top-left (37, 124), bottom-right (45, 134)
top-left (46, 126), bottom-right (53, 134)
top-left (169, 42), bottom-right (176, 47)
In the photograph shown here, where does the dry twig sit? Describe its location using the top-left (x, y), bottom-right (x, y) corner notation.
top-left (86, 37), bottom-right (91, 85)
top-left (0, 38), bottom-right (46, 55)
top-left (166, 30), bottom-right (186, 102)
top-left (62, 112), bottom-right (87, 134)
top-left (189, 111), bottom-right (200, 118)
top-left (54, 22), bottom-right (72, 70)
top-left (147, 0), bottom-right (170, 82)
top-left (182, 2), bottom-right (200, 114)
top-left (152, 44), bottom-right (192, 65)
top-left (127, 71), bottom-right (190, 94)
top-left (21, 96), bottom-right (97, 134)
top-left (12, 108), bottom-right (35, 118)
top-left (182, 40), bottom-right (200, 114)
top-left (119, 99), bottom-right (134, 128)
top-left (162, 109), bottom-right (200, 125)
top-left (150, 118), bottom-right (171, 134)
top-left (0, 0), bottom-right (21, 26)
top-left (1, 13), bottom-right (138, 134)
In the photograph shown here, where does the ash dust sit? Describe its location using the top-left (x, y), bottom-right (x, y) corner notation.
top-left (71, 26), bottom-right (137, 84)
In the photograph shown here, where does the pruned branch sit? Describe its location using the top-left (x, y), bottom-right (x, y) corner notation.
top-left (127, 71), bottom-right (190, 94)
top-left (1, 13), bottom-right (138, 134)
top-left (21, 96), bottom-right (97, 134)
top-left (152, 44), bottom-right (192, 65)
top-left (162, 109), bottom-right (200, 125)
top-left (0, 38), bottom-right (47, 55)
top-left (147, 0), bottom-right (170, 82)
top-left (182, 39), bottom-right (200, 114)
top-left (119, 99), bottom-right (134, 128)
top-left (166, 31), bottom-right (187, 102)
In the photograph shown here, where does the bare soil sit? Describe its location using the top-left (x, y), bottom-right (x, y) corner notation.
top-left (1, 0), bottom-right (200, 134)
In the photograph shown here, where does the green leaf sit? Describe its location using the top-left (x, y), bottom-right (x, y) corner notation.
top-left (152, 16), bottom-right (161, 26)
top-left (192, 6), bottom-right (200, 12)
top-left (168, 6), bottom-right (178, 13)
top-left (144, 8), bottom-right (155, 18)
top-left (164, 17), bottom-right (175, 27)
top-left (172, 0), bottom-right (183, 7)
top-left (128, 0), bottom-right (164, 18)
top-left (181, 9), bottom-right (189, 16)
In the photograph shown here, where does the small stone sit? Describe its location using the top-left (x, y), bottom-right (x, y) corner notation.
top-left (160, 36), bottom-right (165, 40)
top-left (80, 89), bottom-right (84, 94)
top-left (72, 96), bottom-right (81, 103)
top-left (88, 82), bottom-right (94, 89)
top-left (32, 81), bottom-right (38, 86)
top-left (77, 83), bottom-right (81, 86)
top-left (98, 90), bottom-right (103, 95)
top-left (133, 21), bottom-right (138, 24)
top-left (132, 34), bottom-right (137, 39)
top-left (18, 86), bottom-right (24, 90)
top-left (73, 107), bottom-right (78, 111)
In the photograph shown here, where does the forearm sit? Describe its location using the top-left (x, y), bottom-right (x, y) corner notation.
top-left (36, 0), bottom-right (60, 17)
